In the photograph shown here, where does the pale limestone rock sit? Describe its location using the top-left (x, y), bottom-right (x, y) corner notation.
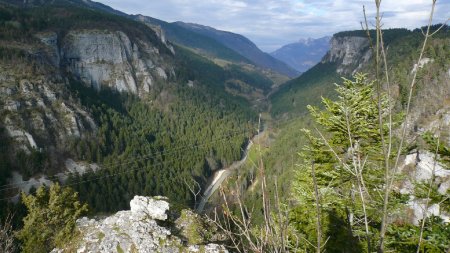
top-left (145, 59), bottom-right (155, 69)
top-left (36, 97), bottom-right (46, 108)
top-left (130, 195), bottom-right (169, 221)
top-left (170, 67), bottom-right (176, 78)
top-left (408, 199), bottom-right (450, 225)
top-left (23, 131), bottom-right (38, 149)
top-left (142, 76), bottom-right (153, 93)
top-left (77, 109), bottom-right (98, 132)
top-left (65, 159), bottom-right (99, 174)
top-left (61, 29), bottom-right (169, 95)
top-left (115, 77), bottom-right (127, 92)
top-left (324, 36), bottom-right (370, 75)
top-left (52, 196), bottom-right (228, 253)
top-left (31, 114), bottom-right (46, 131)
top-left (398, 150), bottom-right (450, 224)
top-left (4, 100), bottom-right (20, 111)
top-left (136, 59), bottom-right (148, 73)
top-left (124, 72), bottom-right (138, 93)
top-left (61, 102), bottom-right (81, 137)
top-left (20, 79), bottom-right (33, 95)
top-left (8, 171), bottom-right (53, 203)
top-left (156, 67), bottom-right (167, 80)
top-left (5, 125), bottom-right (38, 150)
top-left (0, 86), bottom-right (15, 95)
top-left (400, 151), bottom-right (450, 194)
top-left (63, 30), bottom-right (134, 92)
top-left (415, 151), bottom-right (449, 183)
top-left (411, 57), bottom-right (434, 73)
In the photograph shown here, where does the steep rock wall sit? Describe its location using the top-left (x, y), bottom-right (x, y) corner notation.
top-left (322, 36), bottom-right (371, 75)
top-left (61, 29), bottom-right (173, 95)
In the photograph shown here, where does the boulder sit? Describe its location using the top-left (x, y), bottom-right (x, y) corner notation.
top-left (130, 195), bottom-right (170, 221)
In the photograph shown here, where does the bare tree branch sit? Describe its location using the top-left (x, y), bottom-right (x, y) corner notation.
top-left (184, 177), bottom-right (201, 209)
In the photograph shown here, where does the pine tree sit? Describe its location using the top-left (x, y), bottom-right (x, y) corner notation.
top-left (17, 184), bottom-right (88, 253)
top-left (292, 73), bottom-right (389, 252)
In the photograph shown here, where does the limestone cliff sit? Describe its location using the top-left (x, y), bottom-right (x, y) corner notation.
top-left (52, 196), bottom-right (228, 253)
top-left (322, 35), bottom-right (371, 75)
top-left (61, 29), bottom-right (174, 94)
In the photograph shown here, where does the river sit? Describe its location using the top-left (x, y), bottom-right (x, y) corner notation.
top-left (196, 130), bottom-right (263, 212)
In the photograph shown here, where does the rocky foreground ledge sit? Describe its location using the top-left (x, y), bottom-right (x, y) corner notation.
top-left (52, 196), bottom-right (228, 253)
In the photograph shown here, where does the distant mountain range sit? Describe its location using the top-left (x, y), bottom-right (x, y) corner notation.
top-left (270, 36), bottom-right (331, 73)
top-left (132, 15), bottom-right (252, 65)
top-left (174, 22), bottom-right (299, 78)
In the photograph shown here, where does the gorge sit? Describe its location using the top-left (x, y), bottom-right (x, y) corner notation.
top-left (0, 0), bottom-right (449, 252)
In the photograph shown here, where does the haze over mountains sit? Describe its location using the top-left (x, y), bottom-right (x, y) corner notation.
top-left (270, 36), bottom-right (331, 73)
top-left (36, 0), bottom-right (328, 76)
top-left (174, 22), bottom-right (300, 77)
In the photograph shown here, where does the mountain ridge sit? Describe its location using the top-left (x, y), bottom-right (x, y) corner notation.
top-left (270, 36), bottom-right (331, 73)
top-left (174, 21), bottom-right (299, 78)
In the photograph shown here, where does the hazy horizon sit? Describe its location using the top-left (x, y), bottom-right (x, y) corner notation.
top-left (95, 0), bottom-right (449, 52)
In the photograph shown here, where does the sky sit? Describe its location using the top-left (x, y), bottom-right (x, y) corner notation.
top-left (96, 0), bottom-right (449, 52)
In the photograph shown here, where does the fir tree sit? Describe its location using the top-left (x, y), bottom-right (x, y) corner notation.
top-left (17, 184), bottom-right (88, 253)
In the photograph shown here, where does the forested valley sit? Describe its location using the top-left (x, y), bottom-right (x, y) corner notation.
top-left (0, 0), bottom-right (449, 252)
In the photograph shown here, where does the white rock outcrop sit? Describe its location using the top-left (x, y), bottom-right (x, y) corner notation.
top-left (8, 171), bottom-right (53, 203)
top-left (130, 195), bottom-right (169, 221)
top-left (411, 57), bottom-right (434, 73)
top-left (56, 159), bottom-right (100, 183)
top-left (398, 150), bottom-right (450, 224)
top-left (5, 125), bottom-right (38, 150)
top-left (52, 196), bottom-right (228, 253)
top-left (407, 200), bottom-right (448, 225)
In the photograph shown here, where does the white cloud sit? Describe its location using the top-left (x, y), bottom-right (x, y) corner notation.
top-left (95, 0), bottom-right (449, 52)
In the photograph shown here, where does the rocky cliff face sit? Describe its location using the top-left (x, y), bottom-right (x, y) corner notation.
top-left (60, 29), bottom-right (174, 95)
top-left (0, 60), bottom-right (99, 198)
top-left (322, 36), bottom-right (371, 75)
top-left (0, 23), bottom-right (177, 191)
top-left (0, 64), bottom-right (96, 155)
top-left (52, 196), bottom-right (228, 253)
